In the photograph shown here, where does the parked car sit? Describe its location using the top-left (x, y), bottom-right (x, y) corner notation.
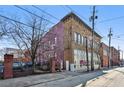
top-left (0, 63), bottom-right (3, 66)
top-left (26, 62), bottom-right (33, 68)
top-left (21, 62), bottom-right (27, 69)
top-left (0, 65), bottom-right (4, 73)
top-left (0, 64), bottom-right (4, 78)
top-left (13, 62), bottom-right (25, 71)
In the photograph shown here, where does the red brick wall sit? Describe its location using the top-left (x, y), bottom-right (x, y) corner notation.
top-left (100, 43), bottom-right (109, 68)
top-left (111, 47), bottom-right (120, 66)
top-left (103, 56), bottom-right (109, 67)
top-left (4, 54), bottom-right (13, 79)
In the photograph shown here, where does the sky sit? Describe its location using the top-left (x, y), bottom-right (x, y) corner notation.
top-left (0, 5), bottom-right (124, 59)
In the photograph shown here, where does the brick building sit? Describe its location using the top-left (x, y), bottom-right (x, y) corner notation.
top-left (61, 12), bottom-right (102, 71)
top-left (36, 22), bottom-right (64, 67)
top-left (38, 12), bottom-right (102, 71)
top-left (1, 48), bottom-right (24, 62)
top-left (111, 47), bottom-right (120, 66)
top-left (0, 48), bottom-right (31, 62)
top-left (100, 42), bottom-right (109, 68)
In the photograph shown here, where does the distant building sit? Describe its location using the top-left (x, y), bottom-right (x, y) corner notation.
top-left (100, 42), bottom-right (109, 68)
top-left (23, 50), bottom-right (31, 62)
top-left (100, 43), bottom-right (121, 68)
top-left (111, 47), bottom-right (120, 66)
top-left (2, 48), bottom-right (24, 62)
top-left (0, 48), bottom-right (31, 62)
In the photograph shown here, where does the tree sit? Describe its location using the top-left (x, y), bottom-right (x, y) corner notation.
top-left (0, 31), bottom-right (5, 39)
top-left (88, 37), bottom-right (101, 70)
top-left (0, 15), bottom-right (48, 72)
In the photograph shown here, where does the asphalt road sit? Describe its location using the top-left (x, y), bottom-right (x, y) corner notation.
top-left (0, 70), bottom-right (104, 87)
top-left (85, 67), bottom-right (124, 87)
top-left (0, 67), bottom-right (122, 87)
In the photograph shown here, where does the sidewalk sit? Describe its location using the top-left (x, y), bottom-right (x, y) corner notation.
top-left (0, 68), bottom-right (114, 87)
top-left (85, 67), bottom-right (124, 87)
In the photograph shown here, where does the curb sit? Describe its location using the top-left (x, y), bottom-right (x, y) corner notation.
top-left (75, 78), bottom-right (97, 87)
top-left (75, 68), bottom-right (118, 87)
top-left (75, 83), bottom-right (83, 87)
top-left (85, 77), bottom-right (98, 86)
top-left (84, 68), bottom-right (117, 86)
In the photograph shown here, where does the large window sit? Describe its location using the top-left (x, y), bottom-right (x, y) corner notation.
top-left (83, 37), bottom-right (86, 46)
top-left (88, 39), bottom-right (91, 48)
top-left (74, 32), bottom-right (81, 44)
top-left (93, 41), bottom-right (97, 49)
top-left (74, 32), bottom-right (85, 45)
top-left (82, 36), bottom-right (84, 45)
top-left (78, 33), bottom-right (81, 44)
top-left (74, 49), bottom-right (87, 67)
top-left (74, 32), bottom-right (78, 43)
top-left (80, 34), bottom-right (82, 44)
top-left (93, 52), bottom-right (100, 65)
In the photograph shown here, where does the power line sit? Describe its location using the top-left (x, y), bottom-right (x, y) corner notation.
top-left (0, 14), bottom-right (32, 27)
top-left (65, 5), bottom-right (73, 12)
top-left (0, 42), bottom-right (16, 45)
top-left (0, 14), bottom-right (49, 33)
top-left (32, 5), bottom-right (60, 21)
top-left (59, 5), bottom-right (70, 13)
top-left (0, 14), bottom-right (46, 31)
top-left (64, 5), bottom-right (88, 22)
top-left (112, 37), bottom-right (124, 41)
top-left (14, 5), bottom-right (55, 24)
top-left (101, 35), bottom-right (124, 43)
top-left (114, 34), bottom-right (124, 38)
top-left (98, 15), bottom-right (124, 23)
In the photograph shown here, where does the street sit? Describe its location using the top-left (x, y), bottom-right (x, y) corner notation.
top-left (85, 67), bottom-right (124, 87)
top-left (0, 70), bottom-right (104, 87)
top-left (1, 67), bottom-right (124, 87)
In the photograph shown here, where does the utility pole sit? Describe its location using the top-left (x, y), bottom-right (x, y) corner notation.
top-left (122, 51), bottom-right (123, 62)
top-left (90, 6), bottom-right (98, 71)
top-left (120, 50), bottom-right (124, 66)
top-left (108, 28), bottom-right (113, 68)
top-left (118, 45), bottom-right (120, 66)
top-left (86, 37), bottom-right (89, 72)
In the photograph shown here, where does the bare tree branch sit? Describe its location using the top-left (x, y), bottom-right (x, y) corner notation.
top-left (0, 14), bottom-right (49, 72)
